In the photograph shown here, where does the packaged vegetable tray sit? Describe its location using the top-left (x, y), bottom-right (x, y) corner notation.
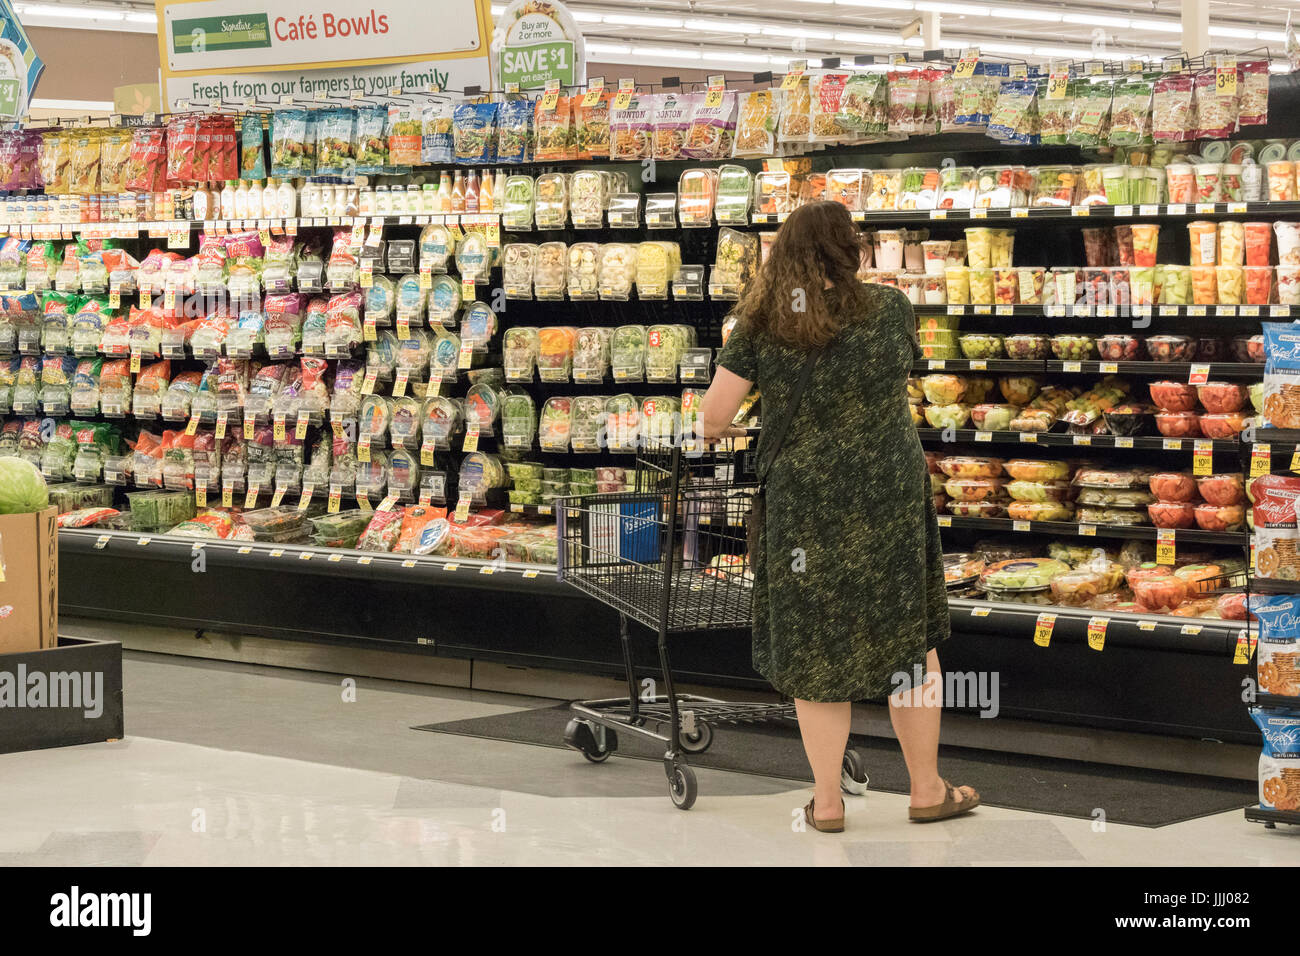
top-left (126, 489), bottom-right (196, 530)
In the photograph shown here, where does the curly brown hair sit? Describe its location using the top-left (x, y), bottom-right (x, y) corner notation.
top-left (730, 200), bottom-right (870, 349)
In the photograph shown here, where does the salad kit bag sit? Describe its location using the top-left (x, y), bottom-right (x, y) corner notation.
top-left (745, 348), bottom-right (821, 557)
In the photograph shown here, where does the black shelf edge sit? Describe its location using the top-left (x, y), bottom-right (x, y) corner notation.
top-left (57, 529), bottom-right (565, 594)
top-left (916, 428), bottom-right (1240, 453)
top-left (936, 514), bottom-right (1246, 547)
top-left (1044, 361), bottom-right (1264, 380)
top-left (916, 304), bottom-right (1289, 319)
top-left (1245, 806), bottom-right (1300, 827)
top-left (1255, 691), bottom-right (1300, 710)
top-left (948, 597), bottom-right (1248, 654)
top-left (1246, 577), bottom-right (1300, 594)
top-left (749, 201), bottom-right (1300, 227)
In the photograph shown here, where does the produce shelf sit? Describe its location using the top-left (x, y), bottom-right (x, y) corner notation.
top-left (748, 200), bottom-right (1300, 227)
top-left (0, 212), bottom-right (501, 242)
top-left (1245, 577), bottom-right (1300, 595)
top-left (917, 304), bottom-right (1291, 320)
top-left (1044, 360), bottom-right (1264, 380)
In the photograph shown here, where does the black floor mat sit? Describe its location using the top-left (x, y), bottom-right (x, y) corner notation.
top-left (413, 703), bottom-right (1256, 828)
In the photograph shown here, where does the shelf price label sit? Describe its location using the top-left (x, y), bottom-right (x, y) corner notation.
top-left (1156, 528), bottom-right (1176, 565)
top-left (270, 486), bottom-right (287, 508)
top-left (462, 425), bottom-right (480, 453)
top-left (185, 415), bottom-right (200, 437)
top-left (328, 485), bottom-right (342, 514)
top-left (244, 486), bottom-right (260, 509)
top-left (1032, 613), bottom-right (1056, 647)
top-left (295, 411), bottom-right (311, 441)
top-left (298, 484), bottom-right (315, 512)
top-left (195, 485), bottom-right (207, 508)
top-left (781, 61), bottom-right (807, 89)
top-left (357, 436), bottom-right (371, 463)
top-left (1046, 71), bottom-right (1068, 99)
top-left (613, 78), bottom-right (635, 110)
top-left (1251, 444), bottom-right (1272, 478)
top-left (454, 496), bottom-right (472, 523)
top-left (1233, 632), bottom-right (1257, 664)
top-left (1086, 616), bottom-right (1108, 652)
top-left (222, 484), bottom-right (234, 508)
top-left (1193, 440), bottom-right (1214, 475)
top-left (272, 415), bottom-right (286, 442)
top-left (1217, 59), bottom-right (1238, 97)
top-left (243, 415), bottom-right (256, 440)
top-left (420, 440), bottom-right (436, 466)
top-left (581, 77), bottom-right (605, 108)
top-left (540, 78), bottom-right (561, 112)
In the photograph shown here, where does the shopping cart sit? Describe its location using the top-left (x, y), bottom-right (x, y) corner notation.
top-left (556, 432), bottom-right (870, 810)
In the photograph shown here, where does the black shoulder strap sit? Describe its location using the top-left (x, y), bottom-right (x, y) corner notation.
top-left (757, 348), bottom-right (821, 483)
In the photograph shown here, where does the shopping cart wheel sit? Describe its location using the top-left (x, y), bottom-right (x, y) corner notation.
top-left (678, 719), bottom-right (713, 754)
top-left (563, 718), bottom-right (617, 763)
top-left (841, 749), bottom-right (870, 795)
top-left (667, 761), bottom-right (698, 811)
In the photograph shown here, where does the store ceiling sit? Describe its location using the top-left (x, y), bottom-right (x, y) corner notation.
top-left (507, 0), bottom-right (1295, 69)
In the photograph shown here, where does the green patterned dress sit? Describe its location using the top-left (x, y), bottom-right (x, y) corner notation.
top-left (716, 283), bottom-right (949, 702)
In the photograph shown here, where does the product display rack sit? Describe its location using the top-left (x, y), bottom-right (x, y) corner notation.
top-left (27, 73), bottom-right (1300, 746)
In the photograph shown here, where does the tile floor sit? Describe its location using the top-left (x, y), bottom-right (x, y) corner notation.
top-left (0, 652), bottom-right (1295, 866)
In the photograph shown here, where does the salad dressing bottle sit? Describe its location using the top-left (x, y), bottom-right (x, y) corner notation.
top-left (246, 179), bottom-right (263, 219)
top-left (193, 183), bottom-right (211, 221)
top-left (438, 171), bottom-right (452, 212)
top-left (234, 180), bottom-right (250, 220)
top-left (480, 170), bottom-right (494, 212)
top-left (220, 181), bottom-right (237, 221)
top-left (451, 171), bottom-right (465, 213)
top-left (465, 170), bottom-right (479, 214)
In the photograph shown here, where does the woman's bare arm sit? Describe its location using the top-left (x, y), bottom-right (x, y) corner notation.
top-left (697, 367), bottom-right (753, 439)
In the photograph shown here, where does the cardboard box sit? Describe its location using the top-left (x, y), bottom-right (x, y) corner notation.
top-left (0, 506), bottom-right (58, 654)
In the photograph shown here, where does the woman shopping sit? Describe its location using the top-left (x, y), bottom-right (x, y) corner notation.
top-left (697, 200), bottom-right (979, 832)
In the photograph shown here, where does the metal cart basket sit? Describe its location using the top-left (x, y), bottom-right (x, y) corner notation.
top-left (557, 434), bottom-right (869, 809)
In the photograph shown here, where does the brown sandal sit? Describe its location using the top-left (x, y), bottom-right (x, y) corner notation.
top-left (908, 779), bottom-right (980, 823)
top-left (804, 796), bottom-right (845, 833)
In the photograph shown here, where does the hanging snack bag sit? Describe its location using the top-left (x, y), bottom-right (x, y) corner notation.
top-left (683, 91), bottom-right (736, 160)
top-left (1250, 596), bottom-right (1299, 698)
top-left (99, 128), bottom-right (131, 194)
top-left (239, 114), bottom-right (266, 180)
top-left (388, 102), bottom-right (423, 168)
top-left (734, 89), bottom-right (780, 158)
top-left (495, 98), bottom-right (533, 164)
top-left (452, 101), bottom-right (498, 166)
top-left (124, 126), bottom-right (166, 193)
top-left (1192, 68), bottom-right (1238, 141)
top-left (1151, 73), bottom-right (1194, 142)
top-left (1262, 322), bottom-right (1300, 431)
top-left (534, 95), bottom-right (574, 162)
top-left (610, 93), bottom-right (652, 161)
top-left (810, 73), bottom-right (852, 143)
top-left (651, 91), bottom-right (692, 161)
top-left (573, 89), bottom-right (612, 161)
top-left (1109, 75), bottom-right (1155, 147)
top-left (777, 75), bottom-right (812, 144)
top-left (353, 105), bottom-right (388, 174)
top-left (1066, 79), bottom-right (1113, 148)
top-left (421, 98), bottom-right (456, 164)
top-left (1239, 60), bottom-right (1270, 127)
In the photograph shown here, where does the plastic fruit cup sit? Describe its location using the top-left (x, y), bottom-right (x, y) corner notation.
top-left (1158, 265), bottom-right (1191, 305)
top-left (874, 230), bottom-right (905, 270)
top-left (1053, 269), bottom-right (1077, 306)
top-left (968, 268), bottom-right (995, 305)
top-left (1274, 221), bottom-right (1300, 266)
top-left (1147, 500), bottom-right (1197, 529)
top-left (921, 240), bottom-right (950, 276)
top-left (1193, 163), bottom-right (1223, 202)
top-left (1150, 472), bottom-right (1198, 501)
top-left (944, 267), bottom-right (970, 304)
top-left (1165, 163), bottom-right (1195, 204)
top-left (1221, 163), bottom-right (1244, 201)
top-left (1190, 265), bottom-right (1218, 305)
top-left (923, 275), bottom-right (946, 304)
top-left (1199, 412), bottom-right (1248, 439)
top-left (1114, 224), bottom-right (1135, 267)
top-left (1103, 165), bottom-right (1128, 204)
top-left (1081, 228), bottom-right (1110, 268)
top-left (1244, 222), bottom-right (1273, 266)
top-left (1244, 266), bottom-right (1274, 306)
top-left (989, 230), bottom-right (1015, 269)
top-left (1129, 267), bottom-right (1155, 306)
top-left (994, 269), bottom-right (1019, 305)
top-left (945, 240), bottom-right (967, 268)
top-left (1133, 573), bottom-right (1189, 611)
top-left (1197, 382), bottom-right (1247, 414)
top-left (1276, 265), bottom-right (1300, 305)
top-left (1218, 221), bottom-right (1245, 267)
top-left (1016, 268), bottom-right (1045, 304)
top-left (1081, 268), bottom-right (1111, 307)
top-left (1155, 410), bottom-right (1201, 437)
top-left (1267, 160), bottom-right (1296, 201)
top-left (1098, 335), bottom-right (1142, 360)
top-left (963, 228), bottom-right (993, 269)
top-left (1130, 224), bottom-right (1160, 267)
top-left (1215, 265), bottom-right (1244, 305)
top-left (1187, 221), bottom-right (1218, 266)
top-left (898, 272), bottom-right (924, 305)
top-left (1149, 380), bottom-right (1198, 411)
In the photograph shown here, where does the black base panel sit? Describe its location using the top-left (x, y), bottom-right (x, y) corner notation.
top-left (414, 704), bottom-right (1256, 828)
top-left (0, 636), bottom-right (124, 754)
top-left (61, 550), bottom-right (1260, 742)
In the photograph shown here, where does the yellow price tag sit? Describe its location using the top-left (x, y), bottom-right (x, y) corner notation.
top-left (222, 485), bottom-right (234, 508)
top-left (1291, 446), bottom-right (1300, 475)
top-left (393, 368), bottom-right (409, 397)
top-left (361, 370), bottom-right (378, 395)
top-left (461, 276), bottom-right (475, 301)
top-left (613, 78), bottom-right (635, 110)
top-left (108, 288), bottom-right (120, 308)
top-left (457, 343), bottom-right (474, 370)
top-left (419, 272), bottom-right (432, 289)
top-left (359, 268), bottom-right (373, 289)
top-left (953, 56), bottom-right (979, 80)
top-left (296, 412), bottom-right (310, 440)
top-left (1046, 72), bottom-right (1068, 100)
top-left (358, 438), bottom-right (371, 463)
top-left (780, 66), bottom-right (806, 90)
top-left (185, 415), bottom-right (199, 437)
top-left (1233, 633), bottom-right (1256, 665)
top-left (215, 413), bottom-right (227, 440)
top-left (420, 441), bottom-right (436, 466)
top-left (273, 416), bottom-right (286, 442)
top-left (1251, 444), bottom-right (1271, 478)
top-left (357, 493), bottom-right (372, 512)
top-left (541, 79), bottom-right (561, 111)
top-left (1033, 613), bottom-right (1056, 647)
top-left (195, 486), bottom-right (207, 508)
top-left (454, 497), bottom-right (471, 522)
top-left (1156, 529), bottom-right (1176, 566)
top-left (1086, 617), bottom-right (1108, 652)
top-left (1192, 441), bottom-right (1213, 476)
top-left (271, 486), bottom-right (286, 508)
top-left (244, 487), bottom-right (259, 509)
top-left (328, 488), bottom-right (342, 513)
top-left (1217, 65), bottom-right (1237, 98)
top-left (582, 77), bottom-right (604, 108)
top-left (463, 425), bottom-right (480, 453)
top-left (243, 416), bottom-right (255, 440)
top-left (129, 352), bottom-right (142, 374)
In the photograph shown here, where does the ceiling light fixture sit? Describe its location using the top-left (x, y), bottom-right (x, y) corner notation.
top-left (602, 13), bottom-right (685, 28)
top-left (683, 18), bottom-right (768, 34)
top-left (913, 1), bottom-right (990, 15)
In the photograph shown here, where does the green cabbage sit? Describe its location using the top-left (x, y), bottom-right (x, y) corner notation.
top-left (0, 456), bottom-right (50, 513)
